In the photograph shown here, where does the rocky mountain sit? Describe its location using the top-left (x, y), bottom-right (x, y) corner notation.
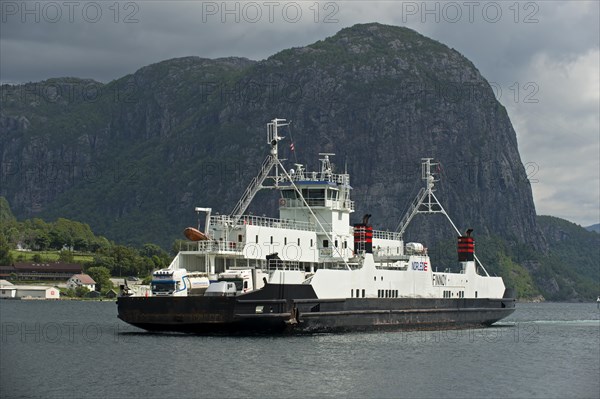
top-left (585, 224), bottom-right (600, 233)
top-left (1, 24), bottom-right (542, 250)
top-left (534, 216), bottom-right (599, 300)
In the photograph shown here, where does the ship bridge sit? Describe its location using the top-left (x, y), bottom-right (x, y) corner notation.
top-left (169, 119), bottom-right (404, 276)
top-left (278, 160), bottom-right (354, 211)
top-left (275, 154), bottom-right (355, 262)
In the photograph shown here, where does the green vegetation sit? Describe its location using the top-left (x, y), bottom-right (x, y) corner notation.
top-left (2, 215), bottom-right (109, 253)
top-left (495, 254), bottom-right (540, 299)
top-left (86, 266), bottom-right (113, 291)
top-left (0, 197), bottom-right (16, 224)
top-left (10, 250), bottom-right (95, 263)
top-left (534, 216), bottom-right (600, 300)
top-left (1, 197), bottom-right (171, 281)
top-left (60, 286), bottom-right (91, 298)
top-left (0, 233), bottom-right (13, 266)
top-left (75, 286), bottom-right (90, 297)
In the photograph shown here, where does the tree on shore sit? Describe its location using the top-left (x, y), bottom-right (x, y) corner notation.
top-left (86, 266), bottom-right (113, 292)
top-left (75, 286), bottom-right (90, 297)
top-left (0, 233), bottom-right (13, 266)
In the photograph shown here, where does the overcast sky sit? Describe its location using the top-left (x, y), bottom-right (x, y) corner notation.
top-left (1, 0), bottom-right (598, 226)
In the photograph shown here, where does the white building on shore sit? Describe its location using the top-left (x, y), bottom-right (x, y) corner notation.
top-left (0, 280), bottom-right (16, 299)
top-left (1, 280), bottom-right (61, 299)
top-left (67, 274), bottom-right (96, 292)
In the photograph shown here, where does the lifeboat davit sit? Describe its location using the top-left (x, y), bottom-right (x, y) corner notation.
top-left (184, 227), bottom-right (209, 241)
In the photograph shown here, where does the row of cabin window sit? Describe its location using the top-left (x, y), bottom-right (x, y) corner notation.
top-left (442, 290), bottom-right (467, 298)
top-left (252, 235), bottom-right (348, 249)
top-left (323, 239), bottom-right (348, 249)
top-left (378, 289), bottom-right (398, 298)
top-left (351, 290), bottom-right (477, 300)
top-left (254, 236), bottom-right (311, 246)
top-left (282, 189), bottom-right (338, 200)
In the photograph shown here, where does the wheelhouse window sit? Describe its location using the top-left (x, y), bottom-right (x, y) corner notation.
top-left (301, 188), bottom-right (325, 206)
top-left (282, 190), bottom-right (297, 199)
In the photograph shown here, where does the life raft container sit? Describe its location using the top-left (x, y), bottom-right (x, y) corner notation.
top-left (184, 227), bottom-right (209, 241)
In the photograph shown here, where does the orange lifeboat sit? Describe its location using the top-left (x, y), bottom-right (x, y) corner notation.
top-left (184, 227), bottom-right (209, 241)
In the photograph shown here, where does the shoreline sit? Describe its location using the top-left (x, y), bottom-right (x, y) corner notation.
top-left (0, 297), bottom-right (117, 302)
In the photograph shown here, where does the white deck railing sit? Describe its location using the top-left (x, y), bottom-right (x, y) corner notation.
top-left (211, 215), bottom-right (317, 232)
top-left (372, 230), bottom-right (403, 241)
top-left (179, 240), bottom-right (243, 253)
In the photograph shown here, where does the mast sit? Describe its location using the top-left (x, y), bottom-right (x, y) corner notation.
top-left (396, 158), bottom-right (490, 276)
top-left (228, 118), bottom-right (353, 270)
top-left (396, 158), bottom-right (452, 234)
top-left (229, 118), bottom-right (288, 226)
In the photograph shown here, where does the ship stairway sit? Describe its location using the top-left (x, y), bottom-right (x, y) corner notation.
top-left (230, 155), bottom-right (277, 226)
top-left (396, 187), bottom-right (426, 234)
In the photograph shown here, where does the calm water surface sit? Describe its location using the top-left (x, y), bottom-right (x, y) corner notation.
top-left (1, 301), bottom-right (598, 398)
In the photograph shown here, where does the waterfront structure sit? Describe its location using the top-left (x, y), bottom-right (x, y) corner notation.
top-left (0, 280), bottom-right (16, 299)
top-left (0, 262), bottom-right (83, 280)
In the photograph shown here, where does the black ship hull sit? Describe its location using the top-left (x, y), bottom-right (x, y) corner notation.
top-left (117, 284), bottom-right (516, 334)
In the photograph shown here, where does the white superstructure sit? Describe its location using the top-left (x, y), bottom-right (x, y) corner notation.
top-left (153, 118), bottom-right (505, 300)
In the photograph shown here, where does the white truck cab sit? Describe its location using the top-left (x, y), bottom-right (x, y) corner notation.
top-left (152, 267), bottom-right (268, 297)
top-left (151, 269), bottom-right (210, 297)
top-left (151, 269), bottom-right (188, 296)
top-left (217, 268), bottom-right (268, 294)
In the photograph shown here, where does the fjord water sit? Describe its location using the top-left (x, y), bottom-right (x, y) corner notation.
top-left (1, 301), bottom-right (598, 399)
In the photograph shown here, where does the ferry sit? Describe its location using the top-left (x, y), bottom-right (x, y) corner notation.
top-left (117, 118), bottom-right (516, 333)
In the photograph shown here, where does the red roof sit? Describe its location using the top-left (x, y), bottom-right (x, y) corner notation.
top-left (71, 274), bottom-right (96, 284)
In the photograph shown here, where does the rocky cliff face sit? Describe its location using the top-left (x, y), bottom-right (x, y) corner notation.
top-left (533, 216), bottom-right (599, 300)
top-left (1, 23), bottom-right (543, 251)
